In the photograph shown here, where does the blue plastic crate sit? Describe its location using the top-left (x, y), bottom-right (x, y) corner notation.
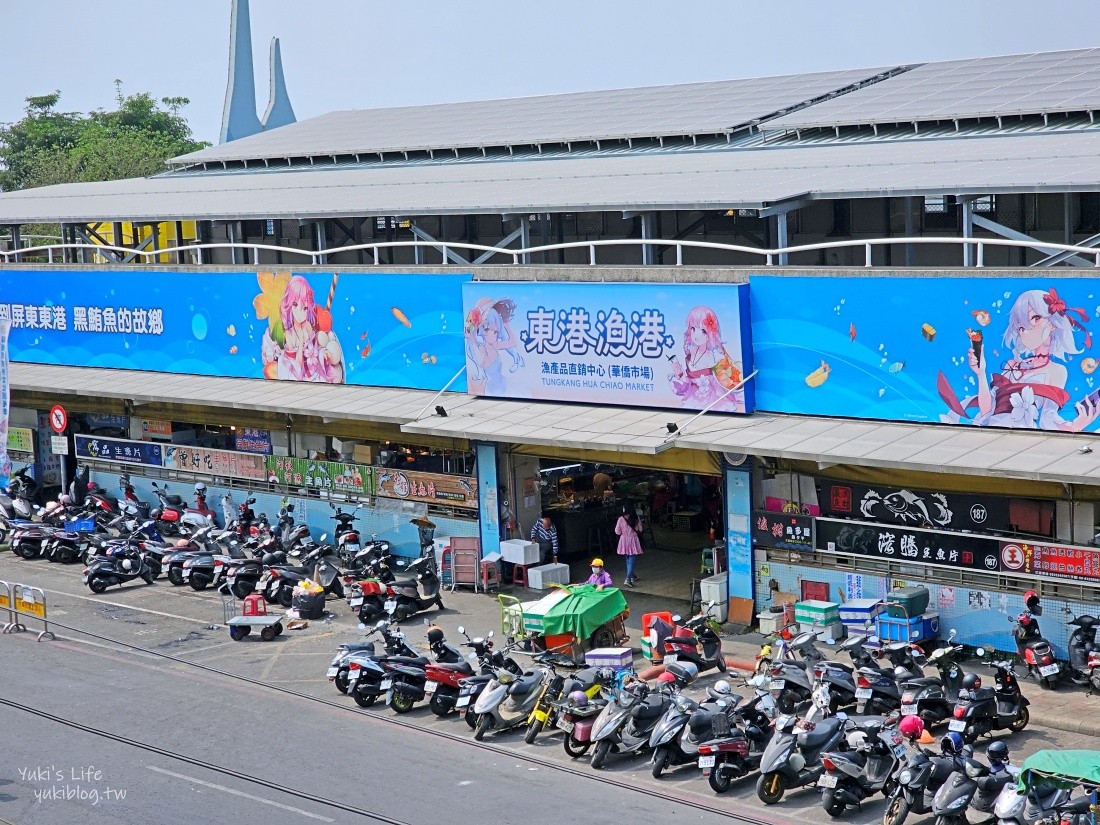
top-left (65, 517), bottom-right (96, 533)
top-left (875, 611), bottom-right (940, 643)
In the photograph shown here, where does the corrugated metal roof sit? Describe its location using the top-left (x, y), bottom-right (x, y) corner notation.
top-left (3, 131), bottom-right (1100, 223)
top-left (767, 48), bottom-right (1100, 130)
top-left (169, 67), bottom-right (896, 166)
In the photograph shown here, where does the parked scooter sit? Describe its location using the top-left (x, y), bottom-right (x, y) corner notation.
top-left (662, 603), bottom-right (728, 674)
top-left (930, 736), bottom-right (1016, 825)
top-left (818, 717), bottom-right (907, 817)
top-left (558, 689), bottom-right (609, 758)
top-left (1012, 591), bottom-right (1061, 689)
top-left (346, 620), bottom-right (425, 708)
top-left (150, 481), bottom-right (215, 535)
top-left (949, 657), bottom-right (1029, 742)
top-left (900, 631), bottom-right (968, 728)
top-left (756, 710), bottom-right (851, 805)
top-left (523, 659), bottom-right (609, 745)
top-left (82, 547), bottom-right (155, 592)
top-left (1064, 609), bottom-right (1099, 687)
top-left (473, 650), bottom-right (567, 741)
top-left (386, 553), bottom-right (444, 621)
top-left (384, 625), bottom-right (465, 713)
top-left (650, 678), bottom-right (736, 778)
top-left (426, 626), bottom-right (501, 717)
top-left (455, 635), bottom-right (524, 728)
top-left (330, 503), bottom-right (363, 564)
top-left (881, 724), bottom-right (972, 825)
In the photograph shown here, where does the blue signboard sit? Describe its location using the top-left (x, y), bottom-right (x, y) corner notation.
top-left (461, 281), bottom-right (754, 412)
top-left (726, 467), bottom-right (753, 603)
top-left (75, 435), bottom-right (163, 467)
top-left (234, 427), bottom-right (273, 455)
top-left (751, 275), bottom-right (1100, 432)
top-left (0, 271), bottom-right (470, 392)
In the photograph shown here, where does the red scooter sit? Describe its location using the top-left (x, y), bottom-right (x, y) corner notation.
top-left (1011, 590), bottom-right (1061, 689)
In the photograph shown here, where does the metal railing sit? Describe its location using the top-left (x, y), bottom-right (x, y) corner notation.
top-left (3, 235), bottom-right (1100, 267)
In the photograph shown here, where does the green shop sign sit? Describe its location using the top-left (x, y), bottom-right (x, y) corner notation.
top-left (264, 456), bottom-right (375, 496)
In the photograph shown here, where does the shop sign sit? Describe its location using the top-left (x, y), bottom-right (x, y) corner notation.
top-left (462, 281), bottom-right (754, 413)
top-left (36, 413), bottom-right (61, 485)
top-left (750, 274), bottom-right (1100, 434)
top-left (7, 426), bottom-right (34, 454)
top-left (818, 480), bottom-right (1011, 533)
top-left (725, 468), bottom-right (753, 602)
top-left (234, 427), bottom-right (272, 455)
top-left (83, 413), bottom-right (129, 432)
top-left (141, 419), bottom-right (173, 439)
top-left (164, 445), bottom-right (267, 481)
top-left (752, 510), bottom-right (814, 551)
top-left (1001, 541), bottom-right (1100, 584)
top-left (375, 469), bottom-right (477, 510)
top-left (0, 270), bottom-right (470, 392)
top-left (816, 517), bottom-right (1002, 573)
top-left (265, 456), bottom-right (373, 495)
top-left (75, 434), bottom-right (163, 467)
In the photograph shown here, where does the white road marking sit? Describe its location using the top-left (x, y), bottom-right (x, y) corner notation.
top-left (146, 766), bottom-right (335, 822)
top-left (41, 587), bottom-right (211, 624)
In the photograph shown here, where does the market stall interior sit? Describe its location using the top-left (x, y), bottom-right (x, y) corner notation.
top-left (532, 460), bottom-right (725, 599)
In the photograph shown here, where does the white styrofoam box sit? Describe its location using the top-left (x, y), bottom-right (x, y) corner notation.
top-left (705, 599), bottom-right (728, 622)
top-left (585, 647), bottom-right (633, 669)
top-left (432, 536), bottom-right (453, 570)
top-left (500, 539), bottom-right (540, 566)
top-left (700, 572), bottom-right (728, 605)
top-left (799, 621), bottom-right (844, 640)
top-left (757, 612), bottom-right (786, 635)
top-left (839, 598), bottom-right (884, 627)
top-left (527, 562), bottom-right (570, 590)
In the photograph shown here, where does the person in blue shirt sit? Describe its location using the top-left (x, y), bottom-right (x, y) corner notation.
top-left (585, 558), bottom-right (613, 590)
top-left (531, 513), bottom-right (559, 564)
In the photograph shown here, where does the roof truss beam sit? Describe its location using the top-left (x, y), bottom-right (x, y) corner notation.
top-left (970, 213), bottom-right (1093, 267)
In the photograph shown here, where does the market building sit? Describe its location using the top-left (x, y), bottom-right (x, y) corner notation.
top-left (5, 45), bottom-right (1100, 657)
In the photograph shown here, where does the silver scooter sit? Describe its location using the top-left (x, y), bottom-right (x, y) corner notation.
top-left (472, 649), bottom-right (563, 740)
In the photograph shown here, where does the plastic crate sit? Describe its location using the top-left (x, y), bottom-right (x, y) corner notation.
top-left (876, 611), bottom-right (940, 642)
top-left (585, 647), bottom-right (633, 669)
top-left (671, 510), bottom-right (705, 532)
top-left (65, 517), bottom-right (96, 532)
top-left (527, 563), bottom-right (569, 590)
top-left (795, 600), bottom-right (840, 626)
top-left (839, 598), bottom-right (884, 627)
top-left (886, 587), bottom-right (930, 619)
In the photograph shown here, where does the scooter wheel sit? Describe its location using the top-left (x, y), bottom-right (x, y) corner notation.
top-left (708, 764), bottom-right (732, 794)
top-left (524, 717), bottom-right (545, 745)
top-left (88, 577), bottom-right (109, 594)
top-left (464, 709), bottom-right (478, 729)
top-left (190, 576), bottom-right (210, 591)
top-left (756, 771), bottom-right (786, 805)
top-left (14, 543), bottom-right (38, 559)
top-left (1009, 705), bottom-right (1029, 732)
top-left (1040, 677), bottom-right (1055, 690)
top-left (334, 671), bottom-right (350, 694)
top-left (590, 740), bottom-right (612, 770)
top-left (166, 567), bottom-right (185, 586)
top-left (142, 571), bottom-right (155, 585)
top-left (428, 692), bottom-right (452, 717)
top-left (474, 714), bottom-right (492, 741)
top-left (651, 745), bottom-right (670, 779)
top-left (352, 689), bottom-right (376, 708)
top-left (230, 580), bottom-right (253, 599)
top-left (563, 734), bottom-right (591, 758)
top-left (822, 790), bottom-right (846, 818)
top-left (277, 587), bottom-right (293, 609)
top-left (389, 689), bottom-right (416, 714)
top-left (883, 795), bottom-right (910, 825)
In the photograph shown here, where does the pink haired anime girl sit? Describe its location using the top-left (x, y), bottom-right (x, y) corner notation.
top-left (668, 305), bottom-right (744, 411)
top-left (261, 275), bottom-right (344, 383)
top-left (939, 287), bottom-right (1099, 431)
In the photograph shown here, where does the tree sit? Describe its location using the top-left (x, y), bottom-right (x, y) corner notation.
top-left (0, 86), bottom-right (209, 192)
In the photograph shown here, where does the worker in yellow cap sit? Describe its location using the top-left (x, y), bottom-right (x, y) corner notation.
top-left (585, 558), bottom-right (613, 590)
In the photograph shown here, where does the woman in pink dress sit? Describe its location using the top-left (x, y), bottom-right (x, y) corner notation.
top-left (615, 504), bottom-right (644, 588)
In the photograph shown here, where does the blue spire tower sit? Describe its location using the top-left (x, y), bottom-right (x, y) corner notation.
top-left (219, 0), bottom-right (296, 144)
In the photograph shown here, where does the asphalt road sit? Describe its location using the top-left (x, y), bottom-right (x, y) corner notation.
top-left (1, 551), bottom-right (1095, 825)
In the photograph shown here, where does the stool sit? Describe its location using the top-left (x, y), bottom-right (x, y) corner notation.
top-left (479, 558), bottom-right (500, 593)
top-left (688, 578), bottom-right (702, 616)
top-left (511, 563), bottom-right (529, 588)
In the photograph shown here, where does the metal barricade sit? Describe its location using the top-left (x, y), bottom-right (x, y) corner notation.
top-left (10, 583), bottom-right (55, 641)
top-left (0, 580), bottom-right (17, 633)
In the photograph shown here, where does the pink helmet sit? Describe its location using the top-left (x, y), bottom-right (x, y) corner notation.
top-left (657, 671), bottom-right (676, 683)
top-left (898, 715), bottom-right (925, 742)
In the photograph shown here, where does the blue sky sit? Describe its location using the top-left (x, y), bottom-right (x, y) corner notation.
top-left (4, 0), bottom-right (1100, 145)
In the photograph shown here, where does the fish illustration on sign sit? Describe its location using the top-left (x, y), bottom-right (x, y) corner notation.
top-left (805, 361), bottom-right (831, 388)
top-left (860, 488), bottom-right (953, 527)
top-left (849, 323), bottom-right (857, 341)
top-left (888, 362), bottom-right (905, 374)
top-left (392, 307), bottom-right (412, 328)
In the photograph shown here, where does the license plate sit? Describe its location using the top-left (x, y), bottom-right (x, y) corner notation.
top-left (351, 597), bottom-right (364, 607)
top-left (855, 688), bottom-right (873, 699)
top-left (901, 704), bottom-right (918, 715)
top-left (457, 696), bottom-right (470, 708)
top-left (698, 755), bottom-right (716, 768)
top-left (326, 667), bottom-right (338, 678)
top-left (664, 653), bottom-right (678, 664)
top-left (893, 744), bottom-right (908, 758)
top-left (818, 774), bottom-right (838, 789)
top-left (82, 575), bottom-right (89, 584)
top-left (345, 544), bottom-right (360, 554)
top-left (949, 719), bottom-right (967, 732)
top-left (384, 599), bottom-right (397, 613)
top-left (557, 718), bottom-right (574, 732)
top-left (380, 679), bottom-right (392, 690)
top-left (181, 568), bottom-right (191, 579)
top-left (424, 680), bottom-right (438, 694)
top-left (349, 670), bottom-right (360, 683)
top-left (769, 679), bottom-right (785, 691)
top-left (1039, 664), bottom-right (1060, 677)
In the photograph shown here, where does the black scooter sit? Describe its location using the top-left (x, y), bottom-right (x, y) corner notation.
top-left (1065, 610), bottom-right (1099, 686)
top-left (83, 549), bottom-right (155, 592)
top-left (756, 711), bottom-right (852, 805)
top-left (662, 603), bottom-right (728, 675)
top-left (900, 631), bottom-right (967, 729)
top-left (386, 554), bottom-right (444, 620)
top-left (930, 753), bottom-right (1015, 825)
top-left (882, 740), bottom-right (971, 825)
top-left (949, 657), bottom-right (1029, 742)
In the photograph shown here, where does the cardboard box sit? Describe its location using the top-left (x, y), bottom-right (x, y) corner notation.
top-left (527, 563), bottom-right (569, 590)
top-left (500, 539), bottom-right (540, 566)
top-left (352, 443), bottom-right (375, 465)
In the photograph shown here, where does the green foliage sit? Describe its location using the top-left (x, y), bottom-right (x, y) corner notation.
top-left (0, 86), bottom-right (209, 191)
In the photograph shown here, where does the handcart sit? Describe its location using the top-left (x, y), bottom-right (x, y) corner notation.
top-left (223, 594), bottom-right (284, 641)
top-left (515, 584), bottom-right (629, 663)
top-left (1015, 750), bottom-right (1100, 825)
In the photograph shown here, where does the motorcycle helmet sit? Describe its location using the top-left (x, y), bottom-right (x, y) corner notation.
top-left (122, 558), bottom-right (133, 571)
top-left (713, 679), bottom-right (732, 696)
top-left (426, 627), bottom-right (445, 646)
top-left (1018, 614), bottom-right (1032, 628)
top-left (568, 690), bottom-right (588, 707)
top-left (898, 714), bottom-right (925, 742)
top-left (1024, 589), bottom-right (1042, 615)
top-left (962, 673), bottom-right (982, 691)
top-left (261, 552), bottom-right (280, 566)
top-left (941, 731), bottom-right (965, 755)
top-left (894, 665), bottom-right (912, 682)
top-left (987, 741), bottom-right (1009, 763)
top-left (175, 538), bottom-right (191, 548)
top-left (657, 671), bottom-right (677, 684)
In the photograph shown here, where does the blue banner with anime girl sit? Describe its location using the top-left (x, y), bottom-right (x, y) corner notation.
top-left (0, 271), bottom-right (470, 392)
top-left (461, 281), bottom-right (754, 412)
top-left (751, 275), bottom-right (1100, 432)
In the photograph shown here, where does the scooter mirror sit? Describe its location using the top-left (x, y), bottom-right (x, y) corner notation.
top-left (975, 646), bottom-right (986, 657)
top-left (375, 620), bottom-right (388, 630)
top-left (707, 599), bottom-right (716, 608)
top-left (319, 533), bottom-right (328, 542)
top-left (487, 630), bottom-right (494, 638)
top-left (671, 615), bottom-right (682, 623)
top-left (948, 628), bottom-right (957, 640)
top-left (824, 638), bottom-right (836, 645)
top-left (457, 625), bottom-right (465, 635)
top-left (357, 623), bottom-right (367, 630)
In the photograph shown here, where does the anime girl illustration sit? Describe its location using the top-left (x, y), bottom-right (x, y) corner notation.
top-left (258, 274), bottom-right (345, 383)
top-left (668, 305), bottom-right (744, 411)
top-left (938, 287), bottom-right (1100, 431)
top-left (464, 297), bottom-right (524, 395)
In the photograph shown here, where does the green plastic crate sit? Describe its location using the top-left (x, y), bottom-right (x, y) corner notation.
top-left (794, 600), bottom-right (840, 626)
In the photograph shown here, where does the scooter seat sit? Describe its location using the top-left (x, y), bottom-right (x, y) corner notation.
top-left (436, 661), bottom-right (475, 676)
top-left (630, 696), bottom-right (668, 722)
top-left (164, 495), bottom-right (184, 507)
top-left (388, 655), bottom-right (429, 667)
top-left (904, 677), bottom-right (942, 688)
top-left (340, 642), bottom-right (378, 653)
top-left (508, 673), bottom-right (541, 696)
top-left (797, 716), bottom-right (844, 748)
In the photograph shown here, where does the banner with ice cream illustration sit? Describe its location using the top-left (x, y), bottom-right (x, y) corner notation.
top-left (750, 274), bottom-right (1100, 432)
top-left (0, 271), bottom-right (470, 392)
top-left (461, 281), bottom-right (754, 412)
